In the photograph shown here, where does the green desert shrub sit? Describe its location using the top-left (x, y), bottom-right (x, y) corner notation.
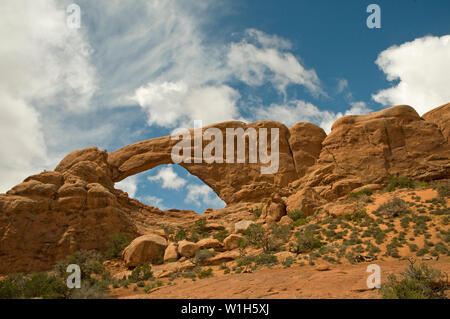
top-left (434, 181), bottom-right (450, 198)
top-left (375, 197), bottom-right (410, 218)
top-left (104, 233), bottom-right (131, 259)
top-left (251, 205), bottom-right (264, 219)
top-left (143, 281), bottom-right (163, 293)
top-left (281, 256), bottom-right (295, 268)
top-left (193, 218), bottom-right (208, 235)
top-left (270, 224), bottom-right (291, 243)
top-left (0, 273), bottom-right (69, 299)
top-left (174, 229), bottom-right (187, 242)
top-left (255, 253), bottom-right (278, 266)
top-left (194, 249), bottom-right (216, 265)
top-left (197, 268), bottom-right (213, 279)
top-left (380, 262), bottom-right (448, 299)
top-left (348, 188), bottom-right (373, 199)
top-left (244, 224), bottom-right (274, 252)
top-left (292, 230), bottom-right (323, 253)
top-left (213, 229), bottom-right (229, 242)
top-left (288, 209), bottom-right (305, 222)
top-left (343, 209), bottom-right (368, 222)
top-left (386, 175), bottom-right (416, 192)
top-left (128, 264), bottom-right (154, 283)
top-left (68, 278), bottom-right (108, 299)
top-left (292, 218), bottom-right (308, 227)
top-left (54, 250), bottom-right (105, 280)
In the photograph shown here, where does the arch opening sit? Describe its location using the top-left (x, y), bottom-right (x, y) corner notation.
top-left (115, 164), bottom-right (225, 214)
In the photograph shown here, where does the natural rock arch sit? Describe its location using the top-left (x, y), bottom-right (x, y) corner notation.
top-left (108, 121), bottom-right (303, 204)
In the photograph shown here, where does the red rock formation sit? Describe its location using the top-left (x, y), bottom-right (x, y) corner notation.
top-left (423, 102), bottom-right (450, 142)
top-left (289, 105), bottom-right (450, 203)
top-left (0, 103), bottom-right (448, 273)
top-left (108, 120), bottom-right (299, 204)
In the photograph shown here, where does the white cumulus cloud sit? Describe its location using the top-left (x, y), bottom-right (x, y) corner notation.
top-left (133, 82), bottom-right (240, 128)
top-left (147, 166), bottom-right (187, 190)
top-left (373, 35), bottom-right (450, 114)
top-left (185, 184), bottom-right (226, 208)
top-left (115, 175), bottom-right (138, 197)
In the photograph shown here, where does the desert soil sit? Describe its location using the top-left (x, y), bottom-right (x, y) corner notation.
top-left (110, 257), bottom-right (450, 299)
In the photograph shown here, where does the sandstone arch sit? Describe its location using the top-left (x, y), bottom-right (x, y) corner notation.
top-left (108, 121), bottom-right (302, 204)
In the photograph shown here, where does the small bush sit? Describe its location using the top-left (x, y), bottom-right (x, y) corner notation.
top-left (143, 281), bottom-right (163, 293)
top-left (244, 224), bottom-right (273, 252)
top-left (288, 209), bottom-right (305, 222)
top-left (386, 175), bottom-right (416, 192)
top-left (282, 256), bottom-right (294, 268)
top-left (293, 230), bottom-right (323, 253)
top-left (239, 237), bottom-right (249, 249)
top-left (434, 181), bottom-right (450, 198)
top-left (0, 273), bottom-right (69, 299)
top-left (237, 256), bottom-right (254, 267)
top-left (292, 218), bottom-right (308, 227)
top-left (128, 264), bottom-right (154, 283)
top-left (68, 278), bottom-right (107, 299)
top-left (193, 218), bottom-right (208, 235)
top-left (174, 229), bottom-right (187, 242)
top-left (348, 188), bottom-right (373, 199)
top-left (270, 224), bottom-right (291, 243)
top-left (344, 209), bottom-right (368, 222)
top-left (104, 233), bottom-right (130, 260)
top-left (194, 249), bottom-right (216, 265)
top-left (54, 250), bottom-right (105, 280)
top-left (251, 205), bottom-right (264, 219)
top-left (197, 268), bottom-right (213, 279)
top-left (255, 253), bottom-right (278, 265)
top-left (376, 197), bottom-right (410, 218)
top-left (380, 261), bottom-right (448, 299)
top-left (213, 229), bottom-right (229, 242)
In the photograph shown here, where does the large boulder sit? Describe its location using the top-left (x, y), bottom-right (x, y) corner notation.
top-left (279, 215), bottom-right (294, 226)
top-left (163, 242), bottom-right (179, 262)
top-left (177, 240), bottom-right (199, 258)
top-left (223, 234), bottom-right (243, 250)
top-left (197, 238), bottom-right (222, 249)
top-left (266, 202), bottom-right (286, 223)
top-left (234, 220), bottom-right (255, 234)
top-left (122, 234), bottom-right (168, 267)
top-left (204, 250), bottom-right (241, 265)
top-left (285, 187), bottom-right (325, 216)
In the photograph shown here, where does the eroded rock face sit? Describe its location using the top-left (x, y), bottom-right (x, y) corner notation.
top-left (0, 148), bottom-right (197, 273)
top-left (223, 234), bottom-right (243, 250)
top-left (423, 103), bottom-right (450, 142)
top-left (297, 105), bottom-right (450, 201)
top-left (288, 122), bottom-right (327, 177)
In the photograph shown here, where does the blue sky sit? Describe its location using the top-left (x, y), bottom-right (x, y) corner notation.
top-left (1, 0), bottom-right (449, 213)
